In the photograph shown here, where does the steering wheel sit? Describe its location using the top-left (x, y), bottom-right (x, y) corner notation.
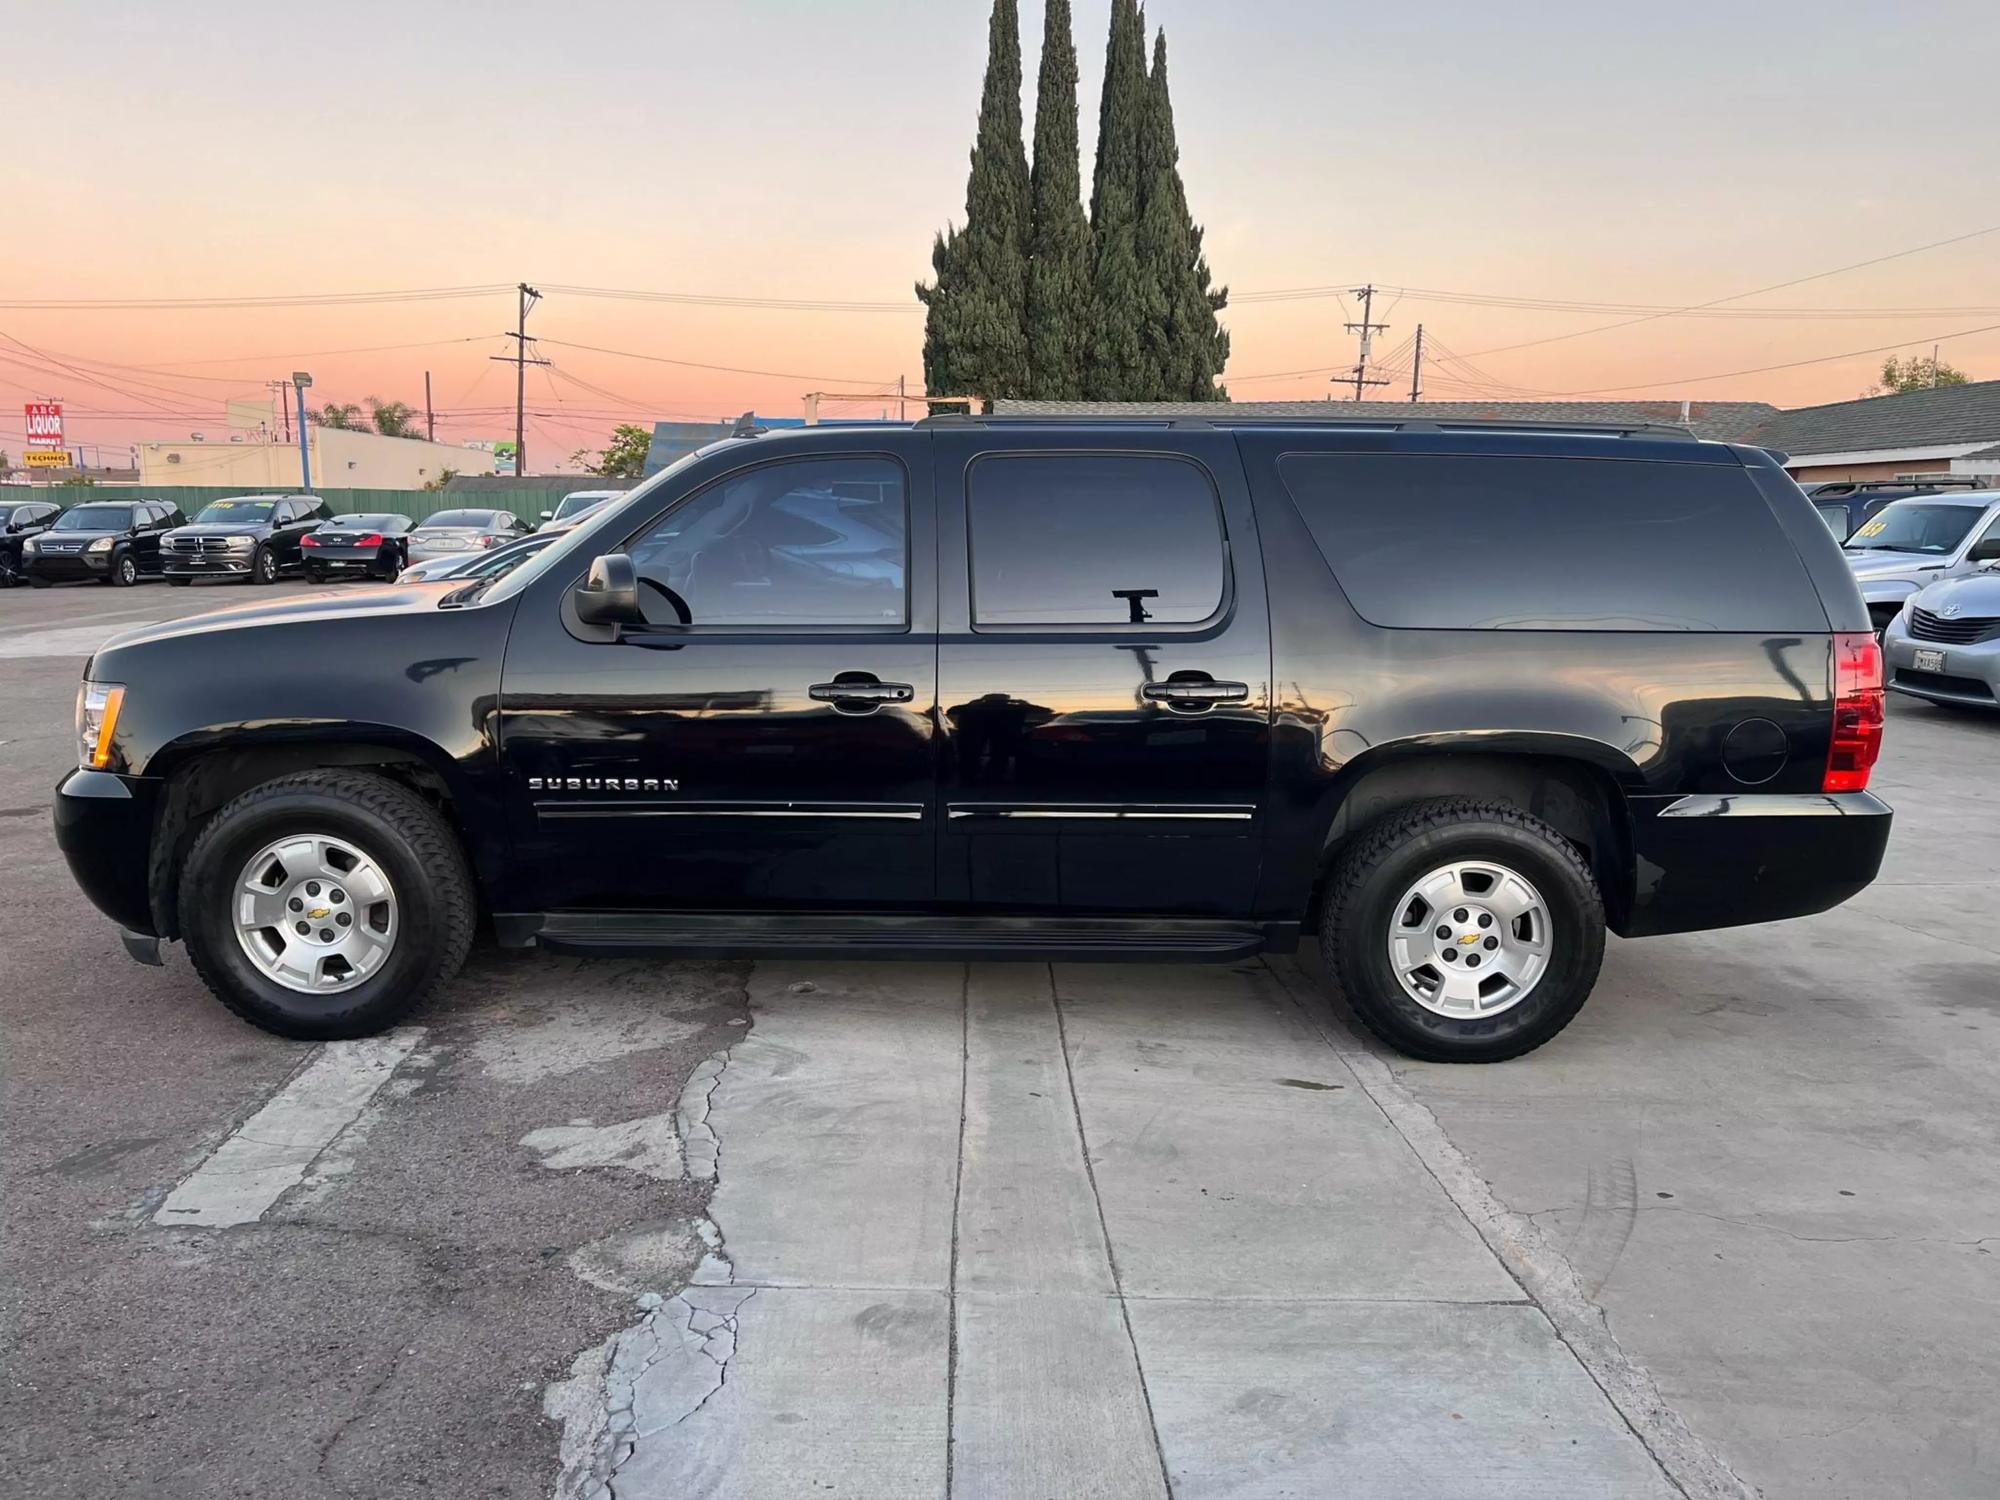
top-left (637, 575), bottom-right (693, 626)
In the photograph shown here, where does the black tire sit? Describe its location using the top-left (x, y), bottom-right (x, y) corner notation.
top-left (305, 566), bottom-right (326, 584)
top-left (166, 576), bottom-right (192, 587)
top-left (250, 547), bottom-right (278, 585)
top-left (178, 770), bottom-right (476, 1039)
top-left (107, 551), bottom-right (140, 587)
top-left (1318, 798), bottom-right (1605, 1063)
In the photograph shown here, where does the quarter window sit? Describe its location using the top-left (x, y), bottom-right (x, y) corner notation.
top-left (967, 454), bottom-right (1226, 627)
top-left (627, 457), bottom-right (907, 628)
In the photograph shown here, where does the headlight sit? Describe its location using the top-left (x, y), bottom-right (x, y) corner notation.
top-left (21, 538), bottom-right (37, 556)
top-left (86, 536), bottom-right (114, 553)
top-left (226, 535), bottom-right (257, 550)
top-left (76, 681), bottom-right (127, 770)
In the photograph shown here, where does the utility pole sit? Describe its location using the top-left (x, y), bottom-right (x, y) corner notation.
top-left (1409, 324), bottom-right (1424, 404)
top-left (269, 379), bottom-right (292, 441)
top-left (897, 375), bottom-right (906, 423)
top-left (491, 283), bottom-right (548, 475)
top-left (1337, 284), bottom-right (1392, 402)
top-left (424, 370), bottom-right (435, 441)
top-left (291, 372), bottom-right (314, 491)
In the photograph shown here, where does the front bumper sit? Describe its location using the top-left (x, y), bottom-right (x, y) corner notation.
top-left (53, 768), bottom-right (161, 936)
top-left (26, 551), bottom-right (112, 580)
top-left (1882, 619), bottom-right (2000, 708)
top-left (162, 555), bottom-right (254, 577)
top-left (1620, 790), bottom-right (1893, 937)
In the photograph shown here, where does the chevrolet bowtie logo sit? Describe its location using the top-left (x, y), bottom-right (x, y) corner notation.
top-left (307, 907), bottom-right (330, 920)
top-left (1457, 933), bottom-right (1481, 945)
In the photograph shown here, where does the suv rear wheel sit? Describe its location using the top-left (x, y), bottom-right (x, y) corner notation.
top-left (178, 770), bottom-right (474, 1038)
top-left (1319, 798), bottom-right (1605, 1063)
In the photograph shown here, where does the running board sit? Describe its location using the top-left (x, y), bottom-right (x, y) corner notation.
top-left (501, 912), bottom-right (1294, 963)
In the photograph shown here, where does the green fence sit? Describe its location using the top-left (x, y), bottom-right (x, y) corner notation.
top-left (23, 486), bottom-right (585, 525)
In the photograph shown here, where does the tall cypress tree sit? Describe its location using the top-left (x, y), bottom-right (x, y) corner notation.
top-left (1025, 0), bottom-right (1092, 399)
top-left (1083, 0), bottom-right (1149, 399)
top-left (1138, 29), bottom-right (1229, 400)
top-left (916, 0), bottom-right (1032, 406)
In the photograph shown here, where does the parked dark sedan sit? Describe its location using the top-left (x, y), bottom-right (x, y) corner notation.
top-left (23, 499), bottom-right (185, 586)
top-left (0, 498), bottom-right (64, 587)
top-left (162, 494), bottom-right (332, 585)
top-left (301, 513), bottom-right (415, 582)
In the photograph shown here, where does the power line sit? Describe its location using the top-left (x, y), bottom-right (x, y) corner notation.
top-left (1547, 319), bottom-right (2000, 397)
top-left (0, 284), bottom-right (514, 311)
top-left (535, 337), bottom-right (896, 387)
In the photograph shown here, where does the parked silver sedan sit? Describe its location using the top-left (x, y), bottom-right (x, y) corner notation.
top-left (403, 508), bottom-right (530, 566)
top-left (1884, 563), bottom-right (2000, 710)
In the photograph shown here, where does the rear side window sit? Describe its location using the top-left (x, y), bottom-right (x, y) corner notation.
top-left (968, 454), bottom-right (1226, 627)
top-left (1277, 453), bottom-right (1826, 631)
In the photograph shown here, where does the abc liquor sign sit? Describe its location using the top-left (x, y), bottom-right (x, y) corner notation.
top-left (24, 402), bottom-right (64, 449)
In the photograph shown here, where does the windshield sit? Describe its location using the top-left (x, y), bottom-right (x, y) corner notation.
top-left (420, 510), bottom-right (494, 529)
top-left (193, 499), bottom-right (276, 524)
top-left (482, 448), bottom-right (710, 607)
top-left (53, 505), bottom-right (133, 531)
top-left (554, 492), bottom-right (614, 520)
top-left (1844, 501), bottom-right (1986, 555)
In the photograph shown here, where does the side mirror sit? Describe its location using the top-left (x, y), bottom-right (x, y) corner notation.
top-left (540, 509), bottom-right (554, 521)
top-left (1969, 540), bottom-right (2000, 565)
top-left (573, 553), bottom-right (646, 628)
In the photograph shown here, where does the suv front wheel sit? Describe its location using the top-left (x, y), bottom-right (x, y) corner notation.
top-left (178, 770), bottom-right (475, 1038)
top-left (1319, 798), bottom-right (1605, 1063)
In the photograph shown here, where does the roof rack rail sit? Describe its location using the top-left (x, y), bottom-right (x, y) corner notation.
top-left (910, 412), bottom-right (1700, 441)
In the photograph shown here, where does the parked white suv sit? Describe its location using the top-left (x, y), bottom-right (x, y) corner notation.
top-left (1842, 491), bottom-right (2000, 631)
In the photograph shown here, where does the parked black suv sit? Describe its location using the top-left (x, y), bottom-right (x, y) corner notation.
top-left (24, 499), bottom-right (186, 586)
top-left (0, 498), bottom-right (64, 586)
top-left (54, 418), bottom-right (1892, 1062)
top-left (162, 494), bottom-right (333, 585)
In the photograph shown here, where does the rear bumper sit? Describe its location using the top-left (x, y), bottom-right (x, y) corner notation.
top-left (1619, 791), bottom-right (1892, 938)
top-left (53, 768), bottom-right (161, 936)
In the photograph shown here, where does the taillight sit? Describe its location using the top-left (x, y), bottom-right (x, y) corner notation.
top-left (1824, 631), bottom-right (1883, 792)
top-left (351, 533), bottom-right (383, 548)
top-left (301, 533), bottom-right (320, 548)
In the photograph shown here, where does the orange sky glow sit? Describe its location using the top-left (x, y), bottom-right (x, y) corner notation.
top-left (4, 1), bottom-right (1997, 469)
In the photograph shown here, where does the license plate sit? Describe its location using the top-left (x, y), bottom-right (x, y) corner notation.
top-left (1913, 648), bottom-right (1947, 673)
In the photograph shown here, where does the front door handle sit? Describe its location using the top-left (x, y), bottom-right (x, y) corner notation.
top-left (810, 675), bottom-right (915, 713)
top-left (1142, 677), bottom-right (1249, 705)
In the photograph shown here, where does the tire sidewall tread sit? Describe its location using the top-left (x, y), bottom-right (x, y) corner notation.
top-left (1320, 797), bottom-right (1605, 1064)
top-left (178, 769), bottom-right (475, 1039)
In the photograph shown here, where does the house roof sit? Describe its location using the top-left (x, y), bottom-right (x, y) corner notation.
top-left (1748, 380), bottom-right (2000, 459)
top-left (992, 399), bottom-right (1780, 444)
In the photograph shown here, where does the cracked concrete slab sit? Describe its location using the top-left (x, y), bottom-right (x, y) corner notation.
top-left (521, 1112), bottom-right (683, 1181)
top-left (606, 1287), bottom-right (948, 1499)
top-left (1132, 1298), bottom-right (1679, 1498)
top-left (694, 960), bottom-right (964, 1290)
top-left (1051, 962), bottom-right (1520, 1302)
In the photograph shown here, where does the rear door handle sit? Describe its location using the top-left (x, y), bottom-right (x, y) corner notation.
top-left (1142, 679), bottom-right (1249, 703)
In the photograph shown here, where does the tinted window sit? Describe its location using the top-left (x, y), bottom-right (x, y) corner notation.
top-left (1278, 453), bottom-right (1824, 632)
top-left (423, 510), bottom-right (493, 529)
top-left (627, 457), bottom-right (906, 627)
top-left (195, 499), bottom-right (276, 524)
top-left (1814, 502), bottom-right (1851, 537)
top-left (968, 454), bottom-right (1226, 627)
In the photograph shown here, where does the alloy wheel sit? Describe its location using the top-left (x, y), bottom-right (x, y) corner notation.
top-left (231, 833), bottom-right (399, 994)
top-left (1386, 859), bottom-right (1552, 1018)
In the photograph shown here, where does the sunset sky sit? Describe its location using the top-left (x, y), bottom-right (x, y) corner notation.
top-left (4, 0), bottom-right (1998, 469)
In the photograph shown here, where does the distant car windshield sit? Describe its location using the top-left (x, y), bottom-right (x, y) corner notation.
top-left (1844, 501), bottom-right (1985, 555)
top-left (193, 500), bottom-right (276, 524)
top-left (53, 505), bottom-right (133, 531)
top-left (553, 492), bottom-right (614, 520)
top-left (327, 513), bottom-right (398, 529)
top-left (421, 510), bottom-right (494, 529)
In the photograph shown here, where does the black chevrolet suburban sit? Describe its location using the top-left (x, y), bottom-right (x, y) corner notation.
top-left (53, 417), bottom-right (1891, 1062)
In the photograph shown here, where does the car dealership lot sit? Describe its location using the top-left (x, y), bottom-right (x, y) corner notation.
top-left (2, 584), bottom-right (1996, 1499)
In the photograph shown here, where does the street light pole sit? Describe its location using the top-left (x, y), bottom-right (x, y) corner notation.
top-left (292, 371), bottom-right (314, 491)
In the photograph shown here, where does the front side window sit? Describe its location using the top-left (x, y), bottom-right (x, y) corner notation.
top-left (624, 457), bottom-right (907, 628)
top-left (967, 454), bottom-right (1226, 627)
top-left (1845, 501), bottom-right (1984, 556)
